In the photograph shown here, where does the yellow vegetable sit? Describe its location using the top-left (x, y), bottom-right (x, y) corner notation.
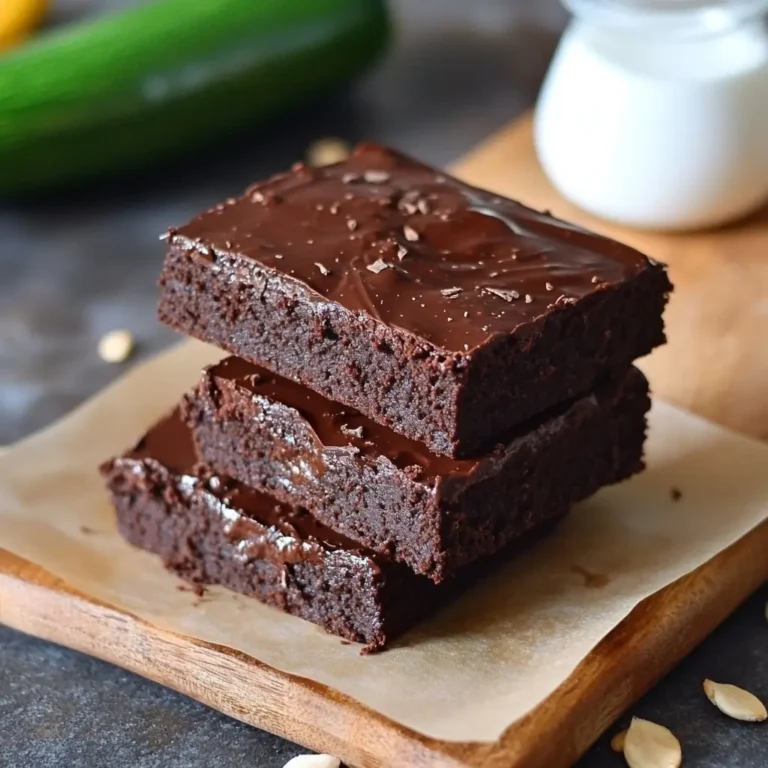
top-left (0, 0), bottom-right (48, 52)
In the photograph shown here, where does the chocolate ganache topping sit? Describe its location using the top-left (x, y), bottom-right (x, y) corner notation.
top-left (168, 143), bottom-right (651, 353)
top-left (209, 356), bottom-right (481, 480)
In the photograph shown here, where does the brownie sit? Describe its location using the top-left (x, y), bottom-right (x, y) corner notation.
top-left (100, 408), bottom-right (443, 652)
top-left (159, 142), bottom-right (671, 457)
top-left (182, 357), bottom-right (650, 582)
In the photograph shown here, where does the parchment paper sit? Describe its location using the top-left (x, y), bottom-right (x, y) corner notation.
top-left (0, 340), bottom-right (766, 743)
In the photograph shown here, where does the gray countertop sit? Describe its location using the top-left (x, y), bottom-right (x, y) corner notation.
top-left (1, 1), bottom-right (766, 765)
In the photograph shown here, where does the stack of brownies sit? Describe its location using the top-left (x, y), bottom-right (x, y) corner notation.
top-left (102, 144), bottom-right (672, 651)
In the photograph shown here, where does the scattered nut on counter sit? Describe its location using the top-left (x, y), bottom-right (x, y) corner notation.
top-left (623, 717), bottom-right (682, 768)
top-left (703, 679), bottom-right (767, 722)
top-left (97, 330), bottom-right (135, 363)
top-left (307, 137), bottom-right (350, 167)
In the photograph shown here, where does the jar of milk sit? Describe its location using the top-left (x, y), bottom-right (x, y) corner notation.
top-left (534, 0), bottom-right (768, 230)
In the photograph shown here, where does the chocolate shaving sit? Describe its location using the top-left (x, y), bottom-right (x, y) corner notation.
top-left (441, 287), bottom-right (463, 299)
top-left (417, 199), bottom-right (431, 215)
top-left (525, 294), bottom-right (533, 303)
top-left (363, 170), bottom-right (390, 183)
top-left (397, 245), bottom-right (408, 261)
top-left (545, 282), bottom-right (554, 291)
top-left (403, 225), bottom-right (420, 242)
top-left (314, 262), bottom-right (330, 276)
top-left (400, 201), bottom-right (418, 215)
top-left (347, 219), bottom-right (358, 232)
top-left (341, 172), bottom-right (359, 183)
top-left (366, 259), bottom-right (389, 274)
top-left (340, 424), bottom-right (365, 439)
top-left (484, 287), bottom-right (520, 302)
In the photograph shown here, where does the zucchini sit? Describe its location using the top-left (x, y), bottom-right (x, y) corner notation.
top-left (0, 0), bottom-right (389, 195)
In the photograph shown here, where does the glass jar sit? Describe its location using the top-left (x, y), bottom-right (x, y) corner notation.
top-left (534, 0), bottom-right (768, 230)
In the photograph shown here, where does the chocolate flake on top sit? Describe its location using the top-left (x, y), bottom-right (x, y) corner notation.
top-left (367, 259), bottom-right (389, 274)
top-left (484, 287), bottom-right (520, 302)
top-left (363, 170), bottom-right (390, 184)
top-left (340, 424), bottom-right (365, 439)
top-left (403, 225), bottom-right (420, 242)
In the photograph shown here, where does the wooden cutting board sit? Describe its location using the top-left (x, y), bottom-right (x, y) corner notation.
top-left (1, 114), bottom-right (767, 768)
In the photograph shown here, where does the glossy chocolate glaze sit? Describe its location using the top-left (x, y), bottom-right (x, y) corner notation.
top-left (169, 142), bottom-right (652, 352)
top-left (124, 409), bottom-right (380, 566)
top-left (209, 356), bottom-right (480, 479)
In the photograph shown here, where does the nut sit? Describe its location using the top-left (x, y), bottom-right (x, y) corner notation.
top-left (97, 330), bottom-right (135, 363)
top-left (283, 755), bottom-right (340, 768)
top-left (623, 717), bottom-right (682, 768)
top-left (306, 138), bottom-right (349, 167)
top-left (703, 679), bottom-right (767, 722)
top-left (610, 729), bottom-right (627, 753)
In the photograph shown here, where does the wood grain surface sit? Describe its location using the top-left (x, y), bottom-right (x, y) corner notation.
top-left (1, 114), bottom-right (767, 768)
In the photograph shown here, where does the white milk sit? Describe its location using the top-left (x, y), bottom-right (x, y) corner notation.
top-left (534, 0), bottom-right (768, 230)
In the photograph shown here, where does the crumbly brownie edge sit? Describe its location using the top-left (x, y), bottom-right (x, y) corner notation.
top-left (158, 244), bottom-right (462, 456)
top-left (106, 477), bottom-right (570, 653)
top-left (439, 366), bottom-right (651, 575)
top-left (455, 265), bottom-right (668, 456)
top-left (159, 245), bottom-right (669, 457)
top-left (103, 462), bottom-right (438, 651)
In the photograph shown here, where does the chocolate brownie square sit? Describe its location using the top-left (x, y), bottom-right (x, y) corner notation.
top-left (158, 143), bottom-right (670, 457)
top-left (182, 358), bottom-right (650, 582)
top-left (101, 408), bottom-right (442, 651)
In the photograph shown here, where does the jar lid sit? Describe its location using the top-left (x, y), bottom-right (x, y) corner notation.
top-left (564, 0), bottom-right (768, 36)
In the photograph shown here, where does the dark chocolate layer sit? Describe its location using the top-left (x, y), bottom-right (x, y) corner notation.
top-left (184, 359), bottom-right (650, 581)
top-left (170, 143), bottom-right (657, 353)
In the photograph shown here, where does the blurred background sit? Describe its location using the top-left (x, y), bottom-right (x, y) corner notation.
top-left (1, 2), bottom-right (767, 767)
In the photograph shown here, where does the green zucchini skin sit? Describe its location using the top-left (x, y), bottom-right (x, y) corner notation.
top-left (0, 0), bottom-right (389, 194)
